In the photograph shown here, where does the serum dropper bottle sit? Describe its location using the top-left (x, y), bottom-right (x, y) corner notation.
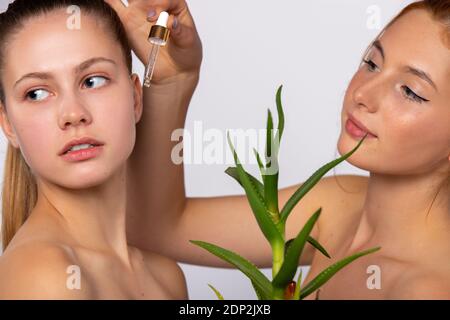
top-left (143, 11), bottom-right (170, 88)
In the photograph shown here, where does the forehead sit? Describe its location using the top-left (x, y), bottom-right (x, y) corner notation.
top-left (379, 8), bottom-right (450, 83)
top-left (3, 9), bottom-right (121, 81)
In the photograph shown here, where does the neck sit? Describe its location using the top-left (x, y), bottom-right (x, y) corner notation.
top-left (33, 165), bottom-right (131, 267)
top-left (356, 167), bottom-right (449, 255)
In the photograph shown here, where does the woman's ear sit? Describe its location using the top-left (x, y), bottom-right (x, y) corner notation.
top-left (130, 73), bottom-right (143, 124)
top-left (0, 104), bottom-right (19, 148)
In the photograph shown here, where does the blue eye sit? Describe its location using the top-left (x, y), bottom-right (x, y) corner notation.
top-left (23, 76), bottom-right (108, 102)
top-left (83, 76), bottom-right (108, 89)
top-left (401, 85), bottom-right (429, 104)
top-left (25, 88), bottom-right (50, 101)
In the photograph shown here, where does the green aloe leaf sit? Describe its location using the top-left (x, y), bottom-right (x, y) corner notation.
top-left (208, 284), bottom-right (224, 300)
top-left (265, 109), bottom-right (274, 166)
top-left (227, 133), bottom-right (283, 243)
top-left (251, 280), bottom-right (269, 300)
top-left (191, 240), bottom-right (273, 298)
top-left (280, 133), bottom-right (368, 225)
top-left (264, 108), bottom-right (280, 218)
top-left (299, 246), bottom-right (381, 299)
top-left (307, 236), bottom-right (331, 259)
top-left (293, 269), bottom-right (303, 300)
top-left (272, 208), bottom-right (322, 288)
top-left (284, 239), bottom-right (294, 256)
top-left (286, 236), bottom-right (331, 259)
top-left (225, 167), bottom-right (264, 200)
top-left (275, 85), bottom-right (285, 143)
top-left (253, 148), bottom-right (266, 184)
top-left (264, 166), bottom-right (279, 219)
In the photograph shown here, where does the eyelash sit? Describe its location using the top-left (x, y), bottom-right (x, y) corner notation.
top-left (401, 85), bottom-right (429, 103)
top-left (362, 58), bottom-right (379, 72)
top-left (24, 75), bottom-right (110, 102)
top-left (362, 59), bottom-right (429, 104)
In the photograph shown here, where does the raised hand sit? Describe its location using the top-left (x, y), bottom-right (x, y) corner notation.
top-left (104, 0), bottom-right (202, 84)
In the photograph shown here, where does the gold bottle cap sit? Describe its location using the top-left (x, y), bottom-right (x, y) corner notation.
top-left (148, 25), bottom-right (170, 45)
top-left (148, 11), bottom-right (170, 46)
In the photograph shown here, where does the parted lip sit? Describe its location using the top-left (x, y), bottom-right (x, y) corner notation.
top-left (59, 137), bottom-right (104, 156)
top-left (347, 113), bottom-right (377, 137)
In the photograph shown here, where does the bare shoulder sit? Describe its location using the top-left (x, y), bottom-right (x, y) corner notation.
top-left (388, 272), bottom-right (450, 299)
top-left (278, 174), bottom-right (368, 265)
top-left (388, 242), bottom-right (450, 299)
top-left (283, 173), bottom-right (368, 213)
top-left (135, 246), bottom-right (188, 299)
top-left (281, 174), bottom-right (368, 230)
top-left (0, 241), bottom-right (95, 299)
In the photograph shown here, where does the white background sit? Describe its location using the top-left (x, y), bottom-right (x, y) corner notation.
top-left (0, 0), bottom-right (412, 299)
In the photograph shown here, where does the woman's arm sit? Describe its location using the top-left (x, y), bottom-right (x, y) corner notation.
top-left (130, 173), bottom-right (368, 268)
top-left (107, 1), bottom-right (368, 268)
top-left (102, 0), bottom-right (202, 249)
top-left (126, 72), bottom-right (199, 248)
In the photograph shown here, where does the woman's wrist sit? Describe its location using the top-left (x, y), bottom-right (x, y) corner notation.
top-left (142, 70), bottom-right (200, 93)
top-left (142, 71), bottom-right (199, 115)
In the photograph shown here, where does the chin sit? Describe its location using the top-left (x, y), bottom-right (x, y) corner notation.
top-left (337, 130), bottom-right (351, 156)
top-left (336, 130), bottom-right (372, 172)
top-left (60, 177), bottom-right (108, 190)
top-left (57, 167), bottom-right (114, 190)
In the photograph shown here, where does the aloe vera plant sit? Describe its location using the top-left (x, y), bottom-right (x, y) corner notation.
top-left (190, 85), bottom-right (380, 300)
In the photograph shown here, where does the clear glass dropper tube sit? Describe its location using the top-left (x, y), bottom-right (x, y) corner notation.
top-left (143, 41), bottom-right (161, 88)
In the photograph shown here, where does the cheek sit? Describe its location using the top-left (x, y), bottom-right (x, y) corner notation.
top-left (94, 90), bottom-right (137, 159)
top-left (382, 111), bottom-right (420, 150)
top-left (379, 108), bottom-right (449, 172)
top-left (9, 111), bottom-right (58, 171)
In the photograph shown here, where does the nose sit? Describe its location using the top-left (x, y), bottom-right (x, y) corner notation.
top-left (351, 76), bottom-right (383, 113)
top-left (58, 93), bottom-right (93, 129)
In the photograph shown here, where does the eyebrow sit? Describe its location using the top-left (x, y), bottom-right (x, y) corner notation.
top-left (372, 40), bottom-right (385, 60)
top-left (13, 57), bottom-right (117, 89)
top-left (404, 66), bottom-right (437, 91)
top-left (371, 40), bottom-right (437, 91)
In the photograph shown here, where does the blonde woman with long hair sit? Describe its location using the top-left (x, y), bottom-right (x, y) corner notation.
top-left (0, 0), bottom-right (202, 299)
